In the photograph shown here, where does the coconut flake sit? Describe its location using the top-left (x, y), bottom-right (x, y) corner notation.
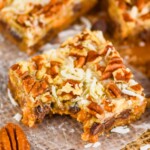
top-left (95, 31), bottom-right (106, 43)
top-left (140, 144), bottom-right (150, 150)
top-left (130, 6), bottom-right (138, 19)
top-left (84, 143), bottom-right (93, 148)
top-left (92, 142), bottom-right (101, 148)
top-left (122, 89), bottom-right (144, 101)
top-left (80, 17), bottom-right (92, 30)
top-left (8, 89), bottom-right (18, 106)
top-left (13, 113), bottom-right (22, 122)
top-left (111, 126), bottom-right (130, 134)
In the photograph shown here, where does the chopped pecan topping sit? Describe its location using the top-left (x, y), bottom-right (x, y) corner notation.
top-left (11, 64), bottom-right (20, 71)
top-left (96, 64), bottom-right (105, 73)
top-left (104, 117), bottom-right (115, 130)
top-left (22, 75), bottom-right (35, 93)
top-left (75, 56), bottom-right (86, 68)
top-left (66, 79), bottom-right (80, 86)
top-left (118, 0), bottom-right (126, 10)
top-left (101, 54), bottom-right (125, 80)
top-left (0, 0), bottom-right (5, 9)
top-left (69, 46), bottom-right (87, 57)
top-left (49, 65), bottom-right (59, 76)
top-left (32, 55), bottom-right (45, 70)
top-left (113, 68), bottom-right (132, 82)
top-left (0, 123), bottom-right (30, 150)
top-left (103, 99), bottom-right (115, 112)
top-left (87, 51), bottom-right (100, 62)
top-left (88, 102), bottom-right (103, 114)
top-left (136, 0), bottom-right (145, 10)
top-left (130, 84), bottom-right (143, 91)
top-left (117, 109), bottom-right (131, 119)
top-left (30, 80), bottom-right (48, 97)
top-left (17, 15), bottom-right (28, 25)
top-left (106, 82), bottom-right (121, 98)
top-left (140, 13), bottom-right (150, 20)
top-left (99, 45), bottom-right (113, 56)
top-left (90, 122), bottom-right (104, 135)
top-left (123, 12), bottom-right (134, 22)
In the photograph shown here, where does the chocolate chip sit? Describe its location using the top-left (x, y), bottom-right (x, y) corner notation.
top-left (36, 105), bottom-right (43, 113)
top-left (104, 117), bottom-right (115, 130)
top-left (117, 109), bottom-right (131, 119)
top-left (69, 104), bottom-right (80, 114)
top-left (73, 3), bottom-right (82, 13)
top-left (35, 105), bottom-right (50, 121)
top-left (90, 122), bottom-right (104, 135)
top-left (92, 20), bottom-right (107, 33)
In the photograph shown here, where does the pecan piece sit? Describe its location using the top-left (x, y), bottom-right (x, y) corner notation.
top-left (106, 82), bottom-right (121, 98)
top-left (0, 123), bottom-right (30, 150)
top-left (104, 117), bottom-right (115, 130)
top-left (136, 0), bottom-right (145, 10)
top-left (88, 102), bottom-right (103, 114)
top-left (49, 65), bottom-right (59, 76)
top-left (90, 122), bottom-right (104, 135)
top-left (87, 51), bottom-right (100, 62)
top-left (11, 64), bottom-right (20, 71)
top-left (113, 68), bottom-right (132, 82)
top-left (103, 99), bottom-right (115, 112)
top-left (22, 75), bottom-right (35, 93)
top-left (117, 109), bottom-right (131, 119)
top-left (75, 56), bottom-right (86, 68)
top-left (30, 80), bottom-right (48, 97)
top-left (130, 84), bottom-right (143, 91)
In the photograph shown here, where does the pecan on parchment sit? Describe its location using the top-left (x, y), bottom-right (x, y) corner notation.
top-left (0, 123), bottom-right (30, 150)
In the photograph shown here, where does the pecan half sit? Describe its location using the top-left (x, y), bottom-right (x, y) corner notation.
top-left (101, 54), bottom-right (125, 80)
top-left (90, 122), bottom-right (104, 135)
top-left (88, 102), bottom-right (103, 114)
top-left (0, 123), bottom-right (30, 150)
top-left (106, 82), bottom-right (121, 98)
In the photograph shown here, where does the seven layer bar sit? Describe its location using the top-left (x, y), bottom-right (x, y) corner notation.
top-left (8, 30), bottom-right (147, 142)
top-left (108, 0), bottom-right (150, 40)
top-left (0, 0), bottom-right (97, 54)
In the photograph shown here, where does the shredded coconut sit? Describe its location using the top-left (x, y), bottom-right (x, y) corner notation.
top-left (111, 126), bottom-right (130, 134)
top-left (84, 143), bottom-right (93, 148)
top-left (8, 89), bottom-right (18, 106)
top-left (13, 113), bottom-right (22, 122)
top-left (92, 142), bottom-right (101, 148)
top-left (122, 89), bottom-right (144, 102)
top-left (80, 17), bottom-right (92, 30)
top-left (140, 144), bottom-right (150, 150)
